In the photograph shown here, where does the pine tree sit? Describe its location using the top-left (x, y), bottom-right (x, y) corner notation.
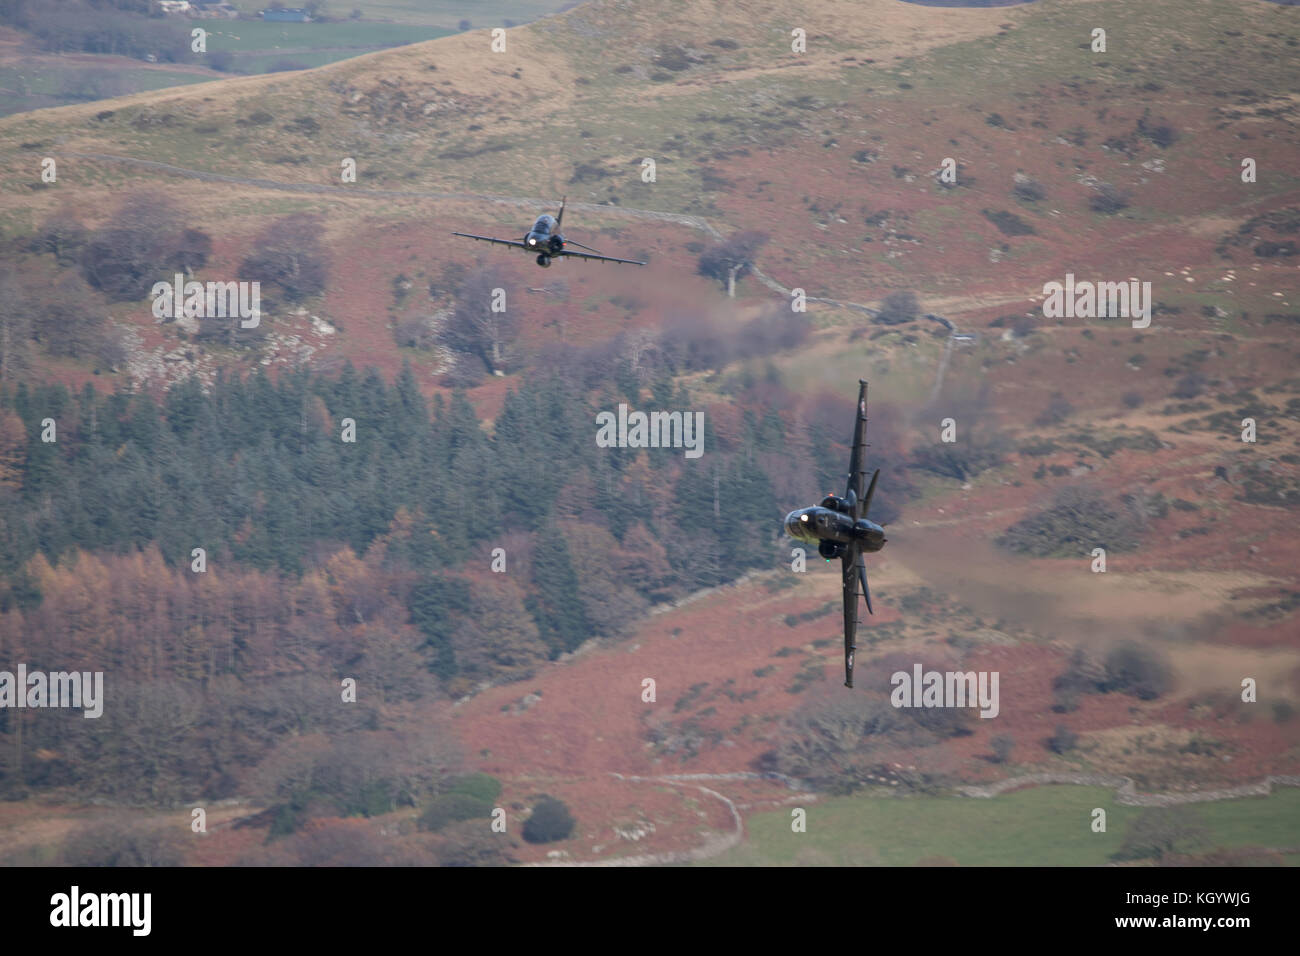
top-left (526, 528), bottom-right (592, 657)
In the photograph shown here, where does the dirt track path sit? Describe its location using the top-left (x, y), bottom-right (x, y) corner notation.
top-left (524, 771), bottom-right (811, 867)
top-left (527, 768), bottom-right (1300, 866)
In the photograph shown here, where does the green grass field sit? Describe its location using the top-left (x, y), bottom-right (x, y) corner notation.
top-left (0, 65), bottom-right (220, 118)
top-left (204, 20), bottom-right (451, 54)
top-left (223, 1), bottom-right (571, 29)
top-left (0, 4), bottom-right (568, 116)
top-left (707, 786), bottom-right (1300, 866)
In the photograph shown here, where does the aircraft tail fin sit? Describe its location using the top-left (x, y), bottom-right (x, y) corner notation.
top-left (557, 196), bottom-right (566, 228)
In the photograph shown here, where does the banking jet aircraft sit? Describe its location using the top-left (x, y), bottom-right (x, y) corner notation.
top-left (783, 380), bottom-right (888, 688)
top-left (452, 197), bottom-right (646, 268)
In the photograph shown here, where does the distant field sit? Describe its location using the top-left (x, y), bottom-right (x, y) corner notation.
top-left (709, 786), bottom-right (1300, 866)
top-left (202, 20), bottom-right (453, 73)
top-left (0, 2), bottom-right (573, 115)
top-left (204, 20), bottom-right (452, 54)
top-left (227, 51), bottom-right (388, 74)
top-left (223, 0), bottom-right (573, 28)
top-left (0, 64), bottom-right (218, 117)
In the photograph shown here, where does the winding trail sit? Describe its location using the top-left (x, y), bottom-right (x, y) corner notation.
top-left (524, 771), bottom-right (811, 867)
top-left (959, 772), bottom-right (1300, 807)
top-left (527, 769), bottom-right (1300, 866)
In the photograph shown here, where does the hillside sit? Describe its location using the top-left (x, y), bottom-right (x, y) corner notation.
top-left (0, 0), bottom-right (1297, 866)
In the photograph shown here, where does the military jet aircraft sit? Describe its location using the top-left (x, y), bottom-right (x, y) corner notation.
top-left (452, 197), bottom-right (646, 268)
top-left (783, 380), bottom-right (888, 688)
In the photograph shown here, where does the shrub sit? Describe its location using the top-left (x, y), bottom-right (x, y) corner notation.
top-left (990, 734), bottom-right (1014, 763)
top-left (418, 792), bottom-right (493, 832)
top-left (59, 818), bottom-right (184, 867)
top-left (435, 819), bottom-right (511, 867)
top-left (982, 209), bottom-right (1036, 237)
top-left (912, 383), bottom-right (1009, 482)
top-left (79, 193), bottom-right (211, 301)
top-left (1111, 807), bottom-right (1207, 861)
top-left (1172, 371), bottom-right (1207, 399)
top-left (874, 290), bottom-right (920, 325)
top-left (239, 213), bottom-right (330, 303)
top-left (655, 45), bottom-right (692, 72)
top-left (1103, 642), bottom-right (1173, 700)
top-left (1048, 724), bottom-right (1078, 754)
top-left (1090, 185), bottom-right (1130, 214)
top-left (1013, 178), bottom-right (1046, 202)
top-left (696, 231), bottom-right (769, 292)
top-left (522, 796), bottom-right (575, 844)
top-left (997, 486), bottom-right (1144, 557)
top-left (447, 773), bottom-right (502, 804)
top-left (1051, 688), bottom-right (1079, 713)
top-left (1035, 392), bottom-right (1075, 426)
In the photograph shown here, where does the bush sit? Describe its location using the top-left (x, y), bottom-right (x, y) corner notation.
top-left (982, 209), bottom-right (1036, 237)
top-left (911, 383), bottom-right (1009, 482)
top-left (696, 231), bottom-right (769, 291)
top-left (34, 209), bottom-right (87, 264)
top-left (1172, 371), bottom-right (1207, 399)
top-left (1048, 724), bottom-right (1078, 755)
top-left (59, 818), bottom-right (184, 867)
top-left (1051, 688), bottom-right (1079, 713)
top-left (435, 819), bottom-right (510, 867)
top-left (418, 792), bottom-right (493, 832)
top-left (79, 193), bottom-right (211, 301)
top-left (1103, 642), bottom-right (1173, 700)
top-left (1138, 114), bottom-right (1179, 149)
top-left (1111, 807), bottom-right (1207, 861)
top-left (1054, 647), bottom-right (1107, 694)
top-left (990, 734), bottom-right (1014, 763)
top-left (522, 796), bottom-right (575, 844)
top-left (1090, 185), bottom-right (1131, 214)
top-left (874, 290), bottom-right (919, 325)
top-left (997, 486), bottom-right (1144, 557)
top-left (1013, 178), bottom-right (1046, 202)
top-left (1035, 392), bottom-right (1075, 426)
top-left (239, 213), bottom-right (330, 303)
top-left (447, 773), bottom-right (502, 804)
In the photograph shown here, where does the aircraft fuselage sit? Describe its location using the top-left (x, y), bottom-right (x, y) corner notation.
top-left (784, 506), bottom-right (886, 552)
top-left (524, 214), bottom-right (564, 258)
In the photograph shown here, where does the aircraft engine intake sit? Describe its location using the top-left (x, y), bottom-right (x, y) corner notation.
top-left (818, 540), bottom-right (846, 560)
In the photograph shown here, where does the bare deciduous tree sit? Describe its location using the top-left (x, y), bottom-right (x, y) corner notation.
top-left (239, 213), bottom-right (330, 303)
top-left (440, 265), bottom-right (519, 374)
top-left (697, 231), bottom-right (769, 297)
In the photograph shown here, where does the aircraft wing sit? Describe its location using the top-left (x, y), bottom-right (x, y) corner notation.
top-left (451, 232), bottom-right (530, 249)
top-left (845, 379), bottom-right (869, 508)
top-left (841, 551), bottom-right (861, 688)
top-left (558, 249), bottom-right (646, 266)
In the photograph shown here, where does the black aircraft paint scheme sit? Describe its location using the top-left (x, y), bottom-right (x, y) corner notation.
top-left (783, 380), bottom-right (887, 688)
top-left (452, 197), bottom-right (646, 268)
